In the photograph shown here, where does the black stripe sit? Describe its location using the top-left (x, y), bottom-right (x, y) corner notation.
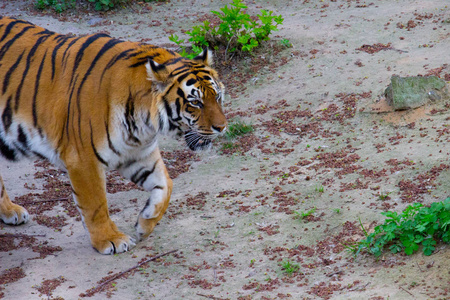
top-left (0, 25), bottom-right (33, 61)
top-left (89, 120), bottom-right (108, 167)
top-left (1, 96), bottom-right (13, 132)
top-left (140, 198), bottom-right (151, 213)
top-left (174, 98), bottom-right (182, 121)
top-left (17, 125), bottom-right (28, 150)
top-left (99, 48), bottom-right (134, 87)
top-left (61, 37), bottom-right (80, 69)
top-left (14, 34), bottom-right (50, 111)
top-left (75, 38), bottom-right (123, 144)
top-left (105, 121), bottom-right (120, 155)
top-left (135, 170), bottom-right (153, 186)
top-left (144, 111), bottom-right (151, 126)
top-left (158, 111), bottom-right (166, 132)
top-left (0, 135), bottom-right (17, 161)
top-left (118, 159), bottom-right (137, 170)
top-left (170, 65), bottom-right (189, 77)
top-left (77, 38), bottom-right (123, 95)
top-left (51, 36), bottom-right (71, 80)
top-left (0, 20), bottom-right (30, 43)
top-left (161, 95), bottom-right (173, 121)
top-left (130, 166), bottom-right (145, 183)
top-left (177, 87), bottom-right (185, 98)
top-left (68, 33), bottom-right (109, 91)
top-left (185, 78), bottom-right (196, 86)
top-left (124, 93), bottom-right (140, 144)
top-left (128, 58), bottom-right (154, 68)
top-left (132, 162), bottom-right (158, 186)
top-left (177, 72), bottom-right (190, 83)
top-left (35, 29), bottom-right (54, 36)
top-left (32, 151), bottom-right (47, 160)
top-left (128, 53), bottom-right (160, 69)
top-left (65, 73), bottom-right (78, 138)
top-left (2, 50), bottom-right (25, 95)
top-left (32, 50), bottom-right (48, 127)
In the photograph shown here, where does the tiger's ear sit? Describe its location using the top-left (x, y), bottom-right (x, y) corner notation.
top-left (146, 59), bottom-right (170, 92)
top-left (193, 48), bottom-right (213, 66)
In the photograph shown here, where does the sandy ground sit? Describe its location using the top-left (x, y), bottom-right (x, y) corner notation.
top-left (0, 0), bottom-right (449, 299)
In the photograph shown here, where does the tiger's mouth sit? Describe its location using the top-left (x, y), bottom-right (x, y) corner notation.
top-left (184, 130), bottom-right (213, 151)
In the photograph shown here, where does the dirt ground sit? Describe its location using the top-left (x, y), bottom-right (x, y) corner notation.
top-left (1, 0), bottom-right (449, 299)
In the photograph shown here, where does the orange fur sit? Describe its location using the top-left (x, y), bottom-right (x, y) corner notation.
top-left (0, 17), bottom-right (227, 254)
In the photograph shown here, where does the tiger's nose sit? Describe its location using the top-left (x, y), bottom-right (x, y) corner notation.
top-left (212, 124), bottom-right (227, 133)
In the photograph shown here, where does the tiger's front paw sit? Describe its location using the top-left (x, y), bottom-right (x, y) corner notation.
top-left (0, 203), bottom-right (29, 225)
top-left (135, 216), bottom-right (158, 241)
top-left (91, 232), bottom-right (136, 255)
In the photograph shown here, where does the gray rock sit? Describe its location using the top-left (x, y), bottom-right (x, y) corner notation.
top-left (384, 75), bottom-right (448, 110)
top-left (87, 17), bottom-right (103, 26)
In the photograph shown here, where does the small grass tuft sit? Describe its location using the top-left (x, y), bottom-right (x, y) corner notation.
top-left (225, 120), bottom-right (254, 140)
top-left (281, 260), bottom-right (300, 276)
top-left (294, 207), bottom-right (316, 221)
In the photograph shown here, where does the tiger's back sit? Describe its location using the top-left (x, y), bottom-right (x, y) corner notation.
top-left (0, 16), bottom-right (179, 164)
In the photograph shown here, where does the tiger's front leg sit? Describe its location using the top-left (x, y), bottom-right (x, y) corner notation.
top-left (119, 147), bottom-right (173, 241)
top-left (66, 159), bottom-right (135, 254)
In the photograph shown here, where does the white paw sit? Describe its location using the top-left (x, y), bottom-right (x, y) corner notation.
top-left (99, 236), bottom-right (136, 255)
top-left (0, 208), bottom-right (29, 225)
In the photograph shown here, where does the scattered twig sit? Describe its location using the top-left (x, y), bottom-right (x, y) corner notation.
top-left (80, 249), bottom-right (178, 297)
top-left (23, 197), bottom-right (71, 204)
top-left (196, 293), bottom-right (228, 300)
top-left (0, 233), bottom-right (46, 238)
top-left (200, 215), bottom-right (214, 219)
top-left (416, 262), bottom-right (424, 272)
top-left (349, 281), bottom-right (370, 291)
top-left (213, 267), bottom-right (217, 283)
top-left (399, 286), bottom-right (414, 296)
top-left (326, 270), bottom-right (343, 277)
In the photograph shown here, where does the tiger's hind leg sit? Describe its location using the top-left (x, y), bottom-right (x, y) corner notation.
top-left (118, 148), bottom-right (173, 241)
top-left (0, 173), bottom-right (29, 225)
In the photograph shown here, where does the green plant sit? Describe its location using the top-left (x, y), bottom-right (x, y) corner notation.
top-left (225, 120), bottom-right (254, 140)
top-left (294, 207), bottom-right (316, 220)
top-left (352, 198), bottom-right (450, 257)
top-left (88, 0), bottom-right (127, 11)
top-left (378, 191), bottom-right (391, 201)
top-left (279, 38), bottom-right (292, 48)
top-left (220, 142), bottom-right (239, 150)
top-left (35, 0), bottom-right (76, 12)
top-left (35, 0), bottom-right (156, 12)
top-left (169, 0), bottom-right (284, 59)
top-left (315, 185), bottom-right (324, 193)
top-left (281, 260), bottom-right (300, 275)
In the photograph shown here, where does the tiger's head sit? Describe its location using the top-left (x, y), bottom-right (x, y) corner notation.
top-left (146, 49), bottom-right (227, 151)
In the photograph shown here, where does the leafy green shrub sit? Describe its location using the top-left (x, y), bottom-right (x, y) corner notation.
top-left (35, 0), bottom-right (76, 12)
top-left (169, 0), bottom-right (284, 59)
top-left (352, 198), bottom-right (450, 257)
top-left (35, 0), bottom-right (156, 12)
top-left (87, 0), bottom-right (127, 11)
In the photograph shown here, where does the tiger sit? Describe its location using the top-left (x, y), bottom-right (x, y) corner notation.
top-left (0, 16), bottom-right (227, 254)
